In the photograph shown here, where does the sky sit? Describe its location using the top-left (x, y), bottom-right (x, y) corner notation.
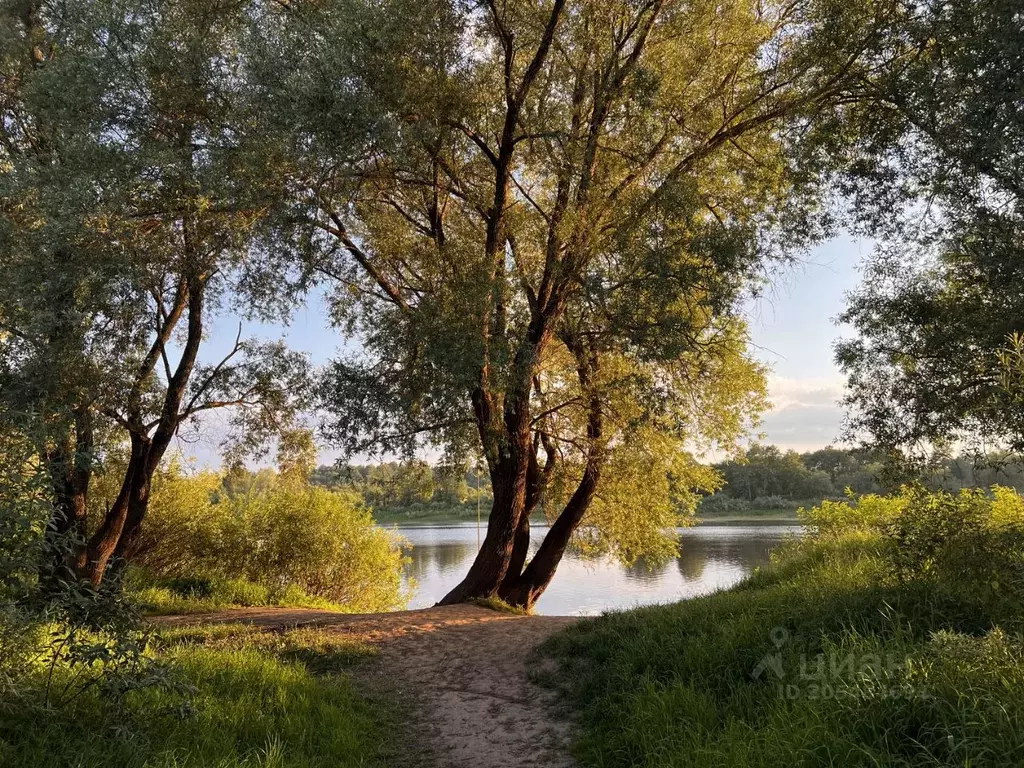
top-left (181, 234), bottom-right (870, 467)
top-left (746, 234), bottom-right (869, 452)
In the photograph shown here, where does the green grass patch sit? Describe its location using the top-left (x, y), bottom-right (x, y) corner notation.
top-left (471, 595), bottom-right (530, 615)
top-left (0, 622), bottom-right (396, 768)
top-left (128, 573), bottom-right (345, 616)
top-left (541, 535), bottom-right (1024, 767)
top-left (372, 502), bottom-right (502, 525)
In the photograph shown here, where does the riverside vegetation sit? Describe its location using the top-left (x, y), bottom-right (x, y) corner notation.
top-left (2, 0), bottom-right (1022, 762)
top-left (0, 441), bottom-right (408, 767)
top-left (542, 486), bottom-right (1024, 767)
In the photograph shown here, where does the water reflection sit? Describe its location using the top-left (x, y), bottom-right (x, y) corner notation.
top-left (393, 523), bottom-right (801, 616)
top-left (622, 556), bottom-right (672, 583)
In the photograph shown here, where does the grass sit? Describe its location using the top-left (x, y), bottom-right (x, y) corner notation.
top-left (127, 573), bottom-right (345, 616)
top-left (541, 535), bottom-right (1024, 767)
top-left (471, 595), bottom-right (531, 615)
top-left (0, 622), bottom-right (398, 768)
top-left (371, 502), bottom-right (486, 525)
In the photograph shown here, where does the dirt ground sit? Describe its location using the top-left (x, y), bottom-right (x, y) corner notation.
top-left (158, 605), bottom-right (580, 767)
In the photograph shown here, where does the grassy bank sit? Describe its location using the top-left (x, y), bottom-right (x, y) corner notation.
top-left (372, 502), bottom-right (485, 525)
top-left (0, 622), bottom-right (397, 768)
top-left (542, 490), bottom-right (1024, 767)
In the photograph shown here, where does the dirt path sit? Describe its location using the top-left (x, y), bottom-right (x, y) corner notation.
top-left (158, 605), bottom-right (580, 767)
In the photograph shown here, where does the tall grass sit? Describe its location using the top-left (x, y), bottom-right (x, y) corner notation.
top-left (542, 488), bottom-right (1024, 767)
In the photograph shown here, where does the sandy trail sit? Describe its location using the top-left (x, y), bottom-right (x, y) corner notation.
top-left (158, 605), bottom-right (579, 768)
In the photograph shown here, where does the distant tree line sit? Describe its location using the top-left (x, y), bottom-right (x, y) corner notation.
top-left (308, 461), bottom-right (493, 510)
top-left (289, 447), bottom-right (1024, 518)
top-left (706, 445), bottom-right (1024, 510)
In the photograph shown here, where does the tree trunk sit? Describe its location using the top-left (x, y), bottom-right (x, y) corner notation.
top-left (499, 344), bottom-right (603, 609)
top-left (84, 434), bottom-right (147, 585)
top-left (498, 512), bottom-right (532, 595)
top-left (437, 454), bottom-right (528, 603)
top-left (84, 273), bottom-right (204, 587)
top-left (41, 447), bottom-right (90, 590)
top-left (499, 459), bottom-right (601, 609)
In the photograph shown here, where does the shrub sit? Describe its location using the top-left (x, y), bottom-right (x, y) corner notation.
top-left (1, 433), bottom-right (175, 717)
top-left (132, 468), bottom-right (409, 613)
top-left (543, 512), bottom-right (1024, 768)
top-left (798, 491), bottom-right (907, 535)
top-left (800, 486), bottom-right (1024, 625)
top-left (750, 495), bottom-right (795, 510)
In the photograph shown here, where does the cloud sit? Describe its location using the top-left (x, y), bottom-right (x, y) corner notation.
top-left (759, 376), bottom-right (848, 451)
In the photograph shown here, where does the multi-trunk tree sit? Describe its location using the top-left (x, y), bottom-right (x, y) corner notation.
top-left (259, 0), bottom-right (900, 607)
top-left (0, 0), bottom-right (308, 588)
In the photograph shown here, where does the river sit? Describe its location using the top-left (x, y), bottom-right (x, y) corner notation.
top-left (395, 522), bottom-right (802, 615)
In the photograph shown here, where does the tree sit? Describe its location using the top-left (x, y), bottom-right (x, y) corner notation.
top-left (831, 0), bottom-right (1024, 461)
top-left (0, 0), bottom-right (308, 587)
top-left (258, 0), bottom-right (897, 607)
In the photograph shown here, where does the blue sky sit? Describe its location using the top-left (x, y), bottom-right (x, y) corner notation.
top-left (181, 234), bottom-right (869, 467)
top-left (747, 234), bottom-right (868, 452)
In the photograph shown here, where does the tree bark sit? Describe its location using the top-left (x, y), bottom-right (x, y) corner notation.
top-left (499, 458), bottom-right (601, 608)
top-left (84, 434), bottom-right (146, 585)
top-left (499, 340), bottom-right (603, 609)
top-left (84, 273), bottom-right (205, 586)
top-left (437, 449), bottom-right (529, 603)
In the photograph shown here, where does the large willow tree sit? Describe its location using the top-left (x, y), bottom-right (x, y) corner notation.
top-left (256, 0), bottom-right (898, 607)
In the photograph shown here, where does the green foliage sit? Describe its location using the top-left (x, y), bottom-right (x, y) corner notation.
top-left (829, 0), bottom-right (1024, 459)
top-left (129, 576), bottom-right (338, 616)
top-left (0, 0), bottom-right (312, 586)
top-left (711, 444), bottom-right (883, 502)
top-left (252, 0), bottom-right (897, 589)
top-left (0, 624), bottom-right (396, 768)
top-left (124, 465), bottom-right (410, 613)
top-left (803, 486), bottom-right (1024, 619)
top-left (543, 488), bottom-right (1024, 767)
top-left (572, 431), bottom-right (720, 565)
top-left (310, 460), bottom-right (491, 510)
top-left (1, 433), bottom-right (179, 726)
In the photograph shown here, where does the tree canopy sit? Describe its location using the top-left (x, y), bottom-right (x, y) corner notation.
top-left (0, 0), bottom-right (309, 586)
top-left (247, 0), bottom-right (912, 606)
top-left (3, 0), bottom-right (1018, 608)
top-left (832, 0), bottom-right (1024, 460)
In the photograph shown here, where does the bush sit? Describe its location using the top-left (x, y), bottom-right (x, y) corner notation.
top-left (1, 433), bottom-right (175, 718)
top-left (543, 497), bottom-right (1024, 768)
top-left (799, 486), bottom-right (1024, 623)
top-left (131, 468), bottom-right (409, 613)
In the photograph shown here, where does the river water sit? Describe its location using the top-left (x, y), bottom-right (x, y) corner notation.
top-left (394, 522), bottom-right (802, 615)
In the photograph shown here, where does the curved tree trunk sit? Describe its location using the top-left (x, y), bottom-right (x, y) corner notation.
top-left (444, 335), bottom-right (603, 611)
top-left (499, 458), bottom-right (601, 608)
top-left (85, 274), bottom-right (204, 587)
